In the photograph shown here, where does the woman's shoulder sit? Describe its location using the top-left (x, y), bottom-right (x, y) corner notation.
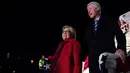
top-left (69, 39), bottom-right (80, 45)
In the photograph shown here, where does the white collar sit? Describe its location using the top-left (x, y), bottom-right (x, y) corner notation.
top-left (95, 16), bottom-right (100, 21)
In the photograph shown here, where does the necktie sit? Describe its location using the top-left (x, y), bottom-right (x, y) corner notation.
top-left (93, 20), bottom-right (99, 33)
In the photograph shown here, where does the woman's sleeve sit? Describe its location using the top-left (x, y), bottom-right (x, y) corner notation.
top-left (73, 41), bottom-right (81, 73)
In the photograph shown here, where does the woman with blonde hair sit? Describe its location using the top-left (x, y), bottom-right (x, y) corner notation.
top-left (48, 25), bottom-right (81, 73)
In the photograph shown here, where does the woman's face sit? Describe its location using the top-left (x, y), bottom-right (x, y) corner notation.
top-left (62, 28), bottom-right (71, 40)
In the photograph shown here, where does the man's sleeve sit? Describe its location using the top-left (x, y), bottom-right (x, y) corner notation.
top-left (113, 19), bottom-right (126, 54)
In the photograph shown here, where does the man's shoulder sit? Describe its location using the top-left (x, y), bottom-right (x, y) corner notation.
top-left (100, 15), bottom-right (117, 21)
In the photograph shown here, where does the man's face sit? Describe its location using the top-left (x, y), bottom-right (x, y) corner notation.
top-left (87, 4), bottom-right (98, 18)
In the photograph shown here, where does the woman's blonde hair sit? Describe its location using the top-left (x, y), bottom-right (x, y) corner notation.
top-left (62, 25), bottom-right (76, 39)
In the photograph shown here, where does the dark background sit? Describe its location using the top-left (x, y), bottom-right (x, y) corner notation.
top-left (1, 0), bottom-right (130, 73)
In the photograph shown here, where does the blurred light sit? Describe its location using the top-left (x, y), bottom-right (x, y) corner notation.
top-left (9, 66), bottom-right (11, 68)
top-left (31, 60), bottom-right (34, 64)
top-left (45, 58), bottom-right (48, 60)
top-left (13, 70), bottom-right (15, 73)
top-left (7, 52), bottom-right (10, 59)
top-left (18, 57), bottom-right (20, 59)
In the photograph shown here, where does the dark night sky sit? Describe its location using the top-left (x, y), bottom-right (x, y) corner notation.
top-left (1, 0), bottom-right (130, 59)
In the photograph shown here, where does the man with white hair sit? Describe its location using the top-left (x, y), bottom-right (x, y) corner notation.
top-left (84, 1), bottom-right (126, 73)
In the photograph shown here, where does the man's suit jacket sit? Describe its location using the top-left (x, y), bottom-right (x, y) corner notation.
top-left (84, 15), bottom-right (126, 73)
